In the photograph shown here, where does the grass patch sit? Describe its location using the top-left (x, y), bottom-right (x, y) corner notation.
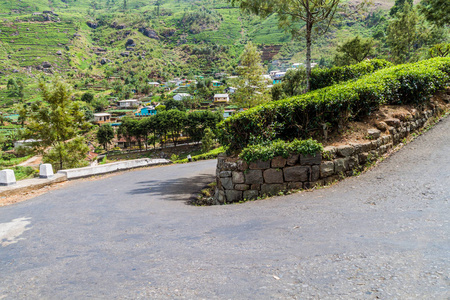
top-left (174, 146), bottom-right (225, 163)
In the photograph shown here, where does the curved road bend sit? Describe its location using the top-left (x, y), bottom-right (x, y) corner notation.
top-left (1, 117), bottom-right (449, 299)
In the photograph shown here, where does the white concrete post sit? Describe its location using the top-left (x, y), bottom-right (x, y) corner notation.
top-left (40, 164), bottom-right (54, 179)
top-left (0, 169), bottom-right (16, 186)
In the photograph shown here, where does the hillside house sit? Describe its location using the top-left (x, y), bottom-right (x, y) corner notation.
top-left (14, 139), bottom-right (41, 149)
top-left (270, 70), bottom-right (281, 77)
top-left (273, 72), bottom-right (286, 79)
top-left (135, 106), bottom-right (157, 117)
top-left (214, 93), bottom-right (229, 103)
top-left (273, 79), bottom-right (283, 85)
top-left (225, 87), bottom-right (237, 94)
top-left (173, 93), bottom-right (191, 101)
top-left (292, 63), bottom-right (304, 68)
top-left (117, 99), bottom-right (139, 108)
top-left (212, 80), bottom-right (223, 87)
top-left (114, 137), bottom-right (146, 149)
top-left (223, 109), bottom-right (236, 119)
top-left (93, 113), bottom-right (112, 124)
top-left (148, 82), bottom-right (160, 87)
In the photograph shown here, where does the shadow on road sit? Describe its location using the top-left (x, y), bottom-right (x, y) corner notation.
top-left (126, 173), bottom-right (214, 202)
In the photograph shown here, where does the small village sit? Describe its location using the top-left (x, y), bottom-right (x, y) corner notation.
top-left (2, 61), bottom-right (314, 158)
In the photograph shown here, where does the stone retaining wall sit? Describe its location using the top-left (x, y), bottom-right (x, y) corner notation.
top-left (214, 106), bottom-right (442, 204)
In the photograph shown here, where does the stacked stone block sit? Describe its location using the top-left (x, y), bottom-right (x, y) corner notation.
top-left (215, 107), bottom-right (440, 204)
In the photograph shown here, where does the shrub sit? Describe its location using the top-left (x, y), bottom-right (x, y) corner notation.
top-left (175, 147), bottom-right (225, 163)
top-left (219, 57), bottom-right (450, 152)
top-left (272, 59), bottom-right (392, 101)
top-left (310, 59), bottom-right (393, 90)
top-left (239, 139), bottom-right (323, 163)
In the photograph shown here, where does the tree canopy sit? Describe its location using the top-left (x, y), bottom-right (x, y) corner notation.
top-left (334, 36), bottom-right (374, 66)
top-left (230, 0), bottom-right (343, 91)
top-left (97, 124), bottom-right (115, 151)
top-left (23, 80), bottom-right (90, 170)
top-left (419, 0), bottom-right (450, 26)
top-left (233, 42), bottom-right (269, 108)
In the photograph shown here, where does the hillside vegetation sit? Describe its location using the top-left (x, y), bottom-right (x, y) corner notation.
top-left (0, 0), bottom-right (406, 78)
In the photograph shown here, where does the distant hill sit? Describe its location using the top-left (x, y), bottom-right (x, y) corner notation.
top-left (0, 0), bottom-right (398, 79)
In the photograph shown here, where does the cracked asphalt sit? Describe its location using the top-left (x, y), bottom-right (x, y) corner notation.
top-left (0, 117), bottom-right (449, 299)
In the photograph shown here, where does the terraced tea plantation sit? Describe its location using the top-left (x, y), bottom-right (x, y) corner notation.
top-left (0, 20), bottom-right (77, 69)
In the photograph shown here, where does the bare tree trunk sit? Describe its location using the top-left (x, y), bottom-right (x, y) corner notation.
top-left (305, 15), bottom-right (312, 92)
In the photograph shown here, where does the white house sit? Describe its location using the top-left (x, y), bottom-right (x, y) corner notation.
top-left (14, 139), bottom-right (41, 149)
top-left (292, 63), bottom-right (304, 68)
top-left (148, 82), bottom-right (160, 87)
top-left (223, 109), bottom-right (236, 119)
top-left (273, 72), bottom-right (286, 79)
top-left (225, 87), bottom-right (237, 94)
top-left (270, 70), bottom-right (281, 77)
top-left (93, 113), bottom-right (112, 123)
top-left (214, 93), bottom-right (230, 103)
top-left (173, 93), bottom-right (191, 101)
top-left (117, 99), bottom-right (139, 108)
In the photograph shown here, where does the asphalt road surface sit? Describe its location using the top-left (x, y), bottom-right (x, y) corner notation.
top-left (1, 117), bottom-right (449, 299)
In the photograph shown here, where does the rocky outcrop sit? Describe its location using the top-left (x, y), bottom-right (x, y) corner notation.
top-left (87, 21), bottom-right (98, 29)
top-left (111, 22), bottom-right (126, 29)
top-left (161, 28), bottom-right (176, 38)
top-left (138, 27), bottom-right (160, 40)
top-left (100, 58), bottom-right (111, 65)
top-left (42, 61), bottom-right (52, 68)
top-left (125, 39), bottom-right (135, 47)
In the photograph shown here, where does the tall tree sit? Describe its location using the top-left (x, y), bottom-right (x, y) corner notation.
top-left (271, 68), bottom-right (307, 101)
top-left (334, 36), bottom-right (374, 66)
top-left (186, 110), bottom-right (223, 143)
top-left (390, 0), bottom-right (413, 16)
top-left (141, 116), bottom-right (157, 150)
top-left (201, 127), bottom-right (216, 153)
top-left (419, 0), bottom-right (450, 26)
top-left (97, 124), bottom-right (115, 151)
top-left (118, 117), bottom-right (137, 151)
top-left (387, 3), bottom-right (419, 63)
top-left (230, 0), bottom-right (347, 91)
top-left (23, 80), bottom-right (90, 171)
top-left (233, 42), bottom-right (269, 108)
top-left (164, 109), bottom-right (187, 147)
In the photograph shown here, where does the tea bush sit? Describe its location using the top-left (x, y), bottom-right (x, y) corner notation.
top-left (239, 139), bottom-right (323, 163)
top-left (310, 59), bottom-right (393, 90)
top-left (219, 57), bottom-right (450, 152)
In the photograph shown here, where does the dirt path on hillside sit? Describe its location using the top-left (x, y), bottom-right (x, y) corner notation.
top-left (18, 155), bottom-right (42, 167)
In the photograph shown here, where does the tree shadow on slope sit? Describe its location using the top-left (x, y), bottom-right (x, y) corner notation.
top-left (126, 173), bottom-right (214, 203)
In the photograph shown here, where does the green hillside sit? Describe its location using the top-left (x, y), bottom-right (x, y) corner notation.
top-left (0, 0), bottom-right (447, 101)
top-left (0, 0), bottom-right (397, 76)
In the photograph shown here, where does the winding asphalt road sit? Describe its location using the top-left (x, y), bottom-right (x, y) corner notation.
top-left (1, 117), bottom-right (449, 299)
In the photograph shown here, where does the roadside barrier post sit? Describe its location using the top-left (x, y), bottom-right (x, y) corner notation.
top-left (40, 164), bottom-right (54, 179)
top-left (0, 169), bottom-right (16, 186)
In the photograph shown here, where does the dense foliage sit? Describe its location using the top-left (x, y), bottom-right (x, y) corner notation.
top-left (22, 80), bottom-right (91, 170)
top-left (310, 59), bottom-right (393, 90)
top-left (219, 57), bottom-right (450, 152)
top-left (272, 59), bottom-right (392, 101)
top-left (116, 110), bottom-right (223, 150)
top-left (239, 139), bottom-right (323, 163)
